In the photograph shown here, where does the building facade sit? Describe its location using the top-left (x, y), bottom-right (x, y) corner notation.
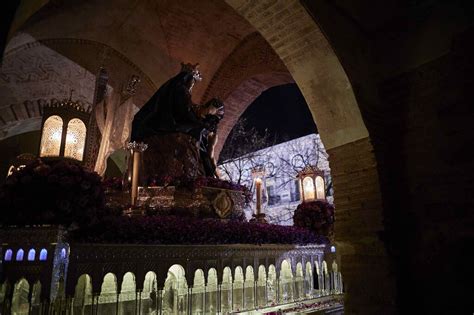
top-left (219, 134), bottom-right (333, 225)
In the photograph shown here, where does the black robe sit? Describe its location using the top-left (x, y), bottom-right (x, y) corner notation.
top-left (131, 72), bottom-right (203, 142)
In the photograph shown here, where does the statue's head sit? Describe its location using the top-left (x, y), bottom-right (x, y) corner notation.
top-left (180, 62), bottom-right (202, 92)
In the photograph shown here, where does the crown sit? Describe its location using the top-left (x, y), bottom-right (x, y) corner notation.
top-left (181, 62), bottom-right (202, 81)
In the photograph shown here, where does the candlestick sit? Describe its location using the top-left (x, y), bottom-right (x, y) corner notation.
top-left (255, 178), bottom-right (262, 214)
top-left (127, 141), bottom-right (148, 207)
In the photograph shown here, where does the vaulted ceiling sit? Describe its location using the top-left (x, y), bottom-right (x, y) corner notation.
top-left (0, 0), bottom-right (292, 141)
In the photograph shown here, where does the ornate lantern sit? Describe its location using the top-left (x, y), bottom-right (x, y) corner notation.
top-left (297, 165), bottom-right (326, 202)
top-left (38, 95), bottom-right (91, 162)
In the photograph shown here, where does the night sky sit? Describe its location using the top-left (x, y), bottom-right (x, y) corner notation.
top-left (237, 83), bottom-right (317, 144)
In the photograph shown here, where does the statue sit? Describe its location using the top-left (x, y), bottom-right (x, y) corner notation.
top-left (130, 63), bottom-right (224, 180)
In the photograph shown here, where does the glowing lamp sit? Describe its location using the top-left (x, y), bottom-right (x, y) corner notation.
top-left (39, 96), bottom-right (91, 162)
top-left (297, 165), bottom-right (326, 202)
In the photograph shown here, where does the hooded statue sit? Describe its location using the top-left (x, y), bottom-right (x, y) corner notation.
top-left (130, 63), bottom-right (224, 178)
top-left (131, 65), bottom-right (203, 142)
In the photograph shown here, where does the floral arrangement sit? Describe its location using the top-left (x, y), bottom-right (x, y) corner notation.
top-left (71, 215), bottom-right (328, 245)
top-left (0, 159), bottom-right (110, 227)
top-left (293, 200), bottom-right (335, 237)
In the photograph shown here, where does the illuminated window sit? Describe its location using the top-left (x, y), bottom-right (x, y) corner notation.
top-left (39, 249), bottom-right (48, 261)
top-left (302, 177), bottom-right (315, 200)
top-left (4, 249), bottom-right (13, 261)
top-left (315, 176), bottom-right (325, 199)
top-left (16, 249), bottom-right (24, 261)
top-left (64, 118), bottom-right (86, 161)
top-left (39, 115), bottom-right (63, 157)
top-left (27, 249), bottom-right (36, 261)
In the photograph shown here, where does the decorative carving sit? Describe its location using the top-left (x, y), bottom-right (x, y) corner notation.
top-left (212, 190), bottom-right (233, 218)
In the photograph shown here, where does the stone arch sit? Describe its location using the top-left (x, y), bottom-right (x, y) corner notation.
top-left (222, 0), bottom-right (388, 312)
top-left (162, 264), bottom-right (188, 314)
top-left (30, 280), bottom-right (41, 312)
top-left (295, 262), bottom-right (304, 300)
top-left (279, 259), bottom-right (294, 303)
top-left (267, 264), bottom-right (277, 305)
top-left (191, 269), bottom-right (205, 313)
top-left (11, 278), bottom-right (30, 314)
top-left (305, 261), bottom-right (313, 297)
top-left (97, 273), bottom-right (117, 314)
top-left (256, 265), bottom-right (267, 307)
top-left (4, 1), bottom-right (392, 312)
top-left (224, 0), bottom-right (368, 149)
top-left (141, 271), bottom-right (158, 314)
top-left (214, 72), bottom-right (293, 156)
top-left (73, 274), bottom-right (93, 314)
top-left (243, 265), bottom-right (255, 309)
top-left (0, 280), bottom-right (9, 305)
top-left (201, 32), bottom-right (294, 156)
top-left (232, 266), bottom-right (244, 311)
top-left (118, 272), bottom-right (136, 314)
top-left (220, 267), bottom-right (233, 314)
top-left (206, 268), bottom-right (219, 314)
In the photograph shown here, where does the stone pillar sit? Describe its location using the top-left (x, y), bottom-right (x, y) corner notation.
top-left (329, 138), bottom-right (396, 313)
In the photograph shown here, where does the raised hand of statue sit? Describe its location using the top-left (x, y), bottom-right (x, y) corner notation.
top-left (199, 98), bottom-right (224, 131)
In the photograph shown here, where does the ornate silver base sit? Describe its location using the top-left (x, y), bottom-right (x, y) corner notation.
top-left (250, 213), bottom-right (268, 224)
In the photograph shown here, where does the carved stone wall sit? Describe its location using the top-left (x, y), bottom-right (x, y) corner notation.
top-left (65, 243), bottom-right (326, 294)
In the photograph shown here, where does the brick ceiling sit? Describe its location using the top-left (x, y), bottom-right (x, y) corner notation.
top-left (0, 0), bottom-right (291, 141)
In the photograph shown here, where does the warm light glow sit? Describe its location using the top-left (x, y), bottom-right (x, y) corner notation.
top-left (315, 176), bottom-right (325, 199)
top-left (64, 118), bottom-right (87, 161)
top-left (255, 178), bottom-right (262, 212)
top-left (302, 176), bottom-right (315, 200)
top-left (40, 115), bottom-right (63, 157)
top-left (6, 165), bottom-right (15, 178)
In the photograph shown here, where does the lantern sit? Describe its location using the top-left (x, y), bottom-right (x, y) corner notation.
top-left (38, 96), bottom-right (91, 162)
top-left (297, 165), bottom-right (326, 202)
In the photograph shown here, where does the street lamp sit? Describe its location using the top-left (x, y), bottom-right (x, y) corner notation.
top-left (297, 165), bottom-right (326, 202)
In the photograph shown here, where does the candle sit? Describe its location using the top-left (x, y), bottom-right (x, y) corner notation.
top-left (131, 150), bottom-right (141, 206)
top-left (256, 178), bottom-right (262, 214)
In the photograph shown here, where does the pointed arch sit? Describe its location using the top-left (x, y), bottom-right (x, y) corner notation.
top-left (39, 248), bottom-right (47, 261)
top-left (141, 271), bottom-right (158, 315)
top-left (64, 118), bottom-right (87, 161)
top-left (221, 267), bottom-right (233, 314)
top-left (98, 273), bottom-right (117, 314)
top-left (11, 278), bottom-right (30, 314)
top-left (27, 249), bottom-right (36, 261)
top-left (40, 115), bottom-right (63, 157)
top-left (15, 249), bottom-right (24, 261)
top-left (73, 274), bottom-right (93, 314)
